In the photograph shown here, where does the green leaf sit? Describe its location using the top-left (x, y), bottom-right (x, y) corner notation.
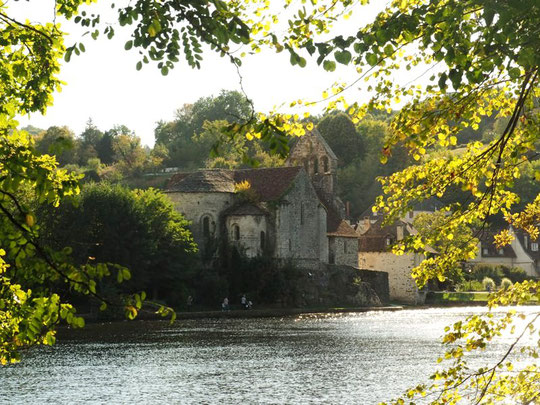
top-left (334, 50), bottom-right (351, 65)
top-left (124, 40), bottom-right (133, 51)
top-left (323, 60), bottom-right (336, 72)
top-left (366, 53), bottom-right (377, 66)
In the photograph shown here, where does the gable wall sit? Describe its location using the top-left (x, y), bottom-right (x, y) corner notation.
top-left (275, 169), bottom-right (327, 268)
top-left (288, 135), bottom-right (337, 196)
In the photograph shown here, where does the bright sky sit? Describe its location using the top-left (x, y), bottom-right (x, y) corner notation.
top-left (11, 1), bottom-right (387, 146)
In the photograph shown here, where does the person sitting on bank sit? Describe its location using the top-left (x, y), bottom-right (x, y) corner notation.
top-left (241, 294), bottom-right (248, 309)
top-left (222, 297), bottom-right (229, 311)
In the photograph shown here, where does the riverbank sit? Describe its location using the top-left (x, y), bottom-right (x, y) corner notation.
top-left (172, 305), bottom-right (403, 320)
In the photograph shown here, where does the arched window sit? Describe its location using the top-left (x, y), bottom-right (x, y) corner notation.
top-left (321, 156), bottom-right (329, 173)
top-left (260, 231), bottom-right (266, 249)
top-left (233, 224), bottom-right (240, 241)
top-left (202, 216), bottom-right (210, 237)
top-left (312, 158), bottom-right (319, 174)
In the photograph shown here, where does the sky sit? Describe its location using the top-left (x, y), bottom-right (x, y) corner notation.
top-left (11, 1), bottom-right (387, 146)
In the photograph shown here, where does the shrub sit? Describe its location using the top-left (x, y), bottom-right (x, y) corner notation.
top-left (500, 266), bottom-right (529, 283)
top-left (500, 278), bottom-right (513, 290)
top-left (467, 265), bottom-right (504, 285)
top-left (456, 280), bottom-right (484, 292)
top-left (482, 277), bottom-right (496, 291)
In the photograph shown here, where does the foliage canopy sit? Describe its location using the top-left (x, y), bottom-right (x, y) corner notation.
top-left (1, 0), bottom-right (539, 402)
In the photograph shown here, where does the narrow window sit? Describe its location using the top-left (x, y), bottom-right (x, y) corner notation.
top-left (531, 243), bottom-right (538, 252)
top-left (408, 211), bottom-right (413, 219)
top-left (524, 235), bottom-right (529, 248)
top-left (322, 156), bottom-right (329, 173)
top-left (344, 240), bottom-right (347, 253)
top-left (313, 158), bottom-right (319, 174)
top-left (260, 231), bottom-right (266, 249)
top-left (202, 216), bottom-right (210, 237)
top-left (300, 203), bottom-right (304, 225)
top-left (233, 225), bottom-right (240, 241)
top-left (288, 239), bottom-right (292, 251)
top-left (386, 237), bottom-right (392, 246)
top-left (498, 248), bottom-right (504, 255)
top-left (482, 247), bottom-right (489, 256)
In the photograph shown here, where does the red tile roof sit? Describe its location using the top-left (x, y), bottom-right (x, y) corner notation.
top-left (166, 167), bottom-right (302, 202)
top-left (234, 167), bottom-right (301, 201)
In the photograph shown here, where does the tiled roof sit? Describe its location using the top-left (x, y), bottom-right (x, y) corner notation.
top-left (234, 167), bottom-right (301, 201)
top-left (166, 167), bottom-right (302, 202)
top-left (358, 218), bottom-right (413, 252)
top-left (224, 202), bottom-right (268, 216)
top-left (315, 188), bottom-right (358, 238)
top-left (167, 170), bottom-right (236, 193)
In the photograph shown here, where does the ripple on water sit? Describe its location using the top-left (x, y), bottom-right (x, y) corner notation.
top-left (2, 306), bottom-right (539, 404)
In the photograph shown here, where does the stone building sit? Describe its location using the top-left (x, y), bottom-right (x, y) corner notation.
top-left (166, 167), bottom-right (328, 269)
top-left (287, 129), bottom-right (359, 267)
top-left (165, 129), bottom-right (359, 269)
top-left (357, 218), bottom-right (429, 304)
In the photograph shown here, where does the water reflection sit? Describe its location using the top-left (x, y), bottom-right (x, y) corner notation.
top-left (2, 307), bottom-right (538, 404)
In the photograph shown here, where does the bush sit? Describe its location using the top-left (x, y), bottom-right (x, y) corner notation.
top-left (456, 280), bottom-right (484, 292)
top-left (482, 277), bottom-right (496, 291)
top-left (501, 266), bottom-right (529, 283)
top-left (500, 277), bottom-right (513, 290)
top-left (467, 265), bottom-right (504, 285)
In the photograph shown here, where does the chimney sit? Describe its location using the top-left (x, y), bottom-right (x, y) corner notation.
top-left (396, 224), bottom-right (404, 241)
top-left (363, 217), bottom-right (371, 233)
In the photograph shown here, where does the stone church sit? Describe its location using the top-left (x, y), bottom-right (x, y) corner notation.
top-left (165, 129), bottom-right (359, 269)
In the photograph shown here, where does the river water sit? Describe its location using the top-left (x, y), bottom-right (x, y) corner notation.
top-left (2, 306), bottom-right (538, 404)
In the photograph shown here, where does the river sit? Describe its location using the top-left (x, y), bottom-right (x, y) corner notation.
top-left (2, 306), bottom-right (538, 404)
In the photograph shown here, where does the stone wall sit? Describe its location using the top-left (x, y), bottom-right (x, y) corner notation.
top-left (225, 214), bottom-right (268, 258)
top-left (275, 170), bottom-right (327, 264)
top-left (166, 191), bottom-right (234, 255)
top-left (358, 251), bottom-right (426, 304)
top-left (287, 132), bottom-right (337, 196)
top-left (329, 236), bottom-right (359, 267)
top-left (290, 264), bottom-right (383, 307)
top-left (356, 269), bottom-right (389, 303)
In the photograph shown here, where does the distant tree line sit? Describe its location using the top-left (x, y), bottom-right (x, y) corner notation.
top-left (28, 89), bottom-right (538, 221)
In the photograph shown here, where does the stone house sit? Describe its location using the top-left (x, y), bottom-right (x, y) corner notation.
top-left (166, 167), bottom-right (328, 269)
top-left (357, 218), bottom-right (429, 304)
top-left (165, 129), bottom-right (359, 269)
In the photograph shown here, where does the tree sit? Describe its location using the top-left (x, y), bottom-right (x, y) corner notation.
top-left (34, 126), bottom-right (77, 166)
top-left (154, 90), bottom-right (253, 168)
top-left (2, 1), bottom-right (539, 400)
top-left (39, 183), bottom-right (197, 304)
top-left (317, 112), bottom-right (364, 166)
top-left (1, 0), bottom-right (243, 363)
